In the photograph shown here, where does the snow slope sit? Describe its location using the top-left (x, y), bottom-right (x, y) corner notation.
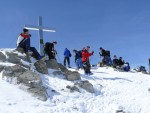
top-left (1, 66), bottom-right (150, 113)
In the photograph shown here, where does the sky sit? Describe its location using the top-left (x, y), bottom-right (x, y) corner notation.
top-left (0, 0), bottom-right (150, 68)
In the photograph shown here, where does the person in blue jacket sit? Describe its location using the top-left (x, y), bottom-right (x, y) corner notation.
top-left (64, 48), bottom-right (71, 68)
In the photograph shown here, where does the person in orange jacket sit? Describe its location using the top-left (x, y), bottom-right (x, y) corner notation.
top-left (82, 46), bottom-right (94, 75)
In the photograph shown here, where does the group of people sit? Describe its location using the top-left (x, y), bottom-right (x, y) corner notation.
top-left (17, 28), bottom-right (130, 75)
top-left (57, 46), bottom-right (94, 75)
top-left (99, 47), bottom-right (130, 72)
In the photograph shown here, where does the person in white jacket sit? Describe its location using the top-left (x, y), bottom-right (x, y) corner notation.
top-left (17, 29), bottom-right (42, 60)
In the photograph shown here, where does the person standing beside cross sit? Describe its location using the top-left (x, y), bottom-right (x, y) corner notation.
top-left (17, 28), bottom-right (43, 60)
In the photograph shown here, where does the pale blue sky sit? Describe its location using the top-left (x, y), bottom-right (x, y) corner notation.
top-left (0, 0), bottom-right (150, 68)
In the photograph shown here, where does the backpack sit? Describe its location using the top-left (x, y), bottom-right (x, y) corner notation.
top-left (105, 50), bottom-right (110, 57)
top-left (76, 51), bottom-right (82, 58)
top-left (69, 53), bottom-right (72, 57)
top-left (44, 42), bottom-right (51, 53)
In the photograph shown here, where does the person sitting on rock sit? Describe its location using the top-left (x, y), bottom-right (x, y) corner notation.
top-left (118, 57), bottom-right (125, 67)
top-left (44, 41), bottom-right (57, 60)
top-left (113, 55), bottom-right (119, 68)
top-left (123, 62), bottom-right (130, 72)
top-left (117, 62), bottom-right (130, 72)
top-left (17, 28), bottom-right (42, 60)
top-left (82, 46), bottom-right (94, 75)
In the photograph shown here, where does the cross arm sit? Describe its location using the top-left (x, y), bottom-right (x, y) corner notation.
top-left (24, 24), bottom-right (56, 32)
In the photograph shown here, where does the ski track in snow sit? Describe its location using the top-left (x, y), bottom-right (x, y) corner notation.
top-left (1, 50), bottom-right (150, 113)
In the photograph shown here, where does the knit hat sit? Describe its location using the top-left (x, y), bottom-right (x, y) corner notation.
top-left (23, 28), bottom-right (29, 33)
top-left (87, 46), bottom-right (90, 48)
top-left (73, 49), bottom-right (77, 52)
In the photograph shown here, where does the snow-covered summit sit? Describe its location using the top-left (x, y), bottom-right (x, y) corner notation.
top-left (0, 49), bottom-right (150, 113)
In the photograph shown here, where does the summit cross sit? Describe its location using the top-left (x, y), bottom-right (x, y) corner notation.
top-left (24, 16), bottom-right (56, 56)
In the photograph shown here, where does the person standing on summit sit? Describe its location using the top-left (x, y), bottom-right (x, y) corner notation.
top-left (82, 46), bottom-right (94, 75)
top-left (44, 41), bottom-right (57, 60)
top-left (17, 28), bottom-right (43, 60)
top-left (64, 48), bottom-right (71, 68)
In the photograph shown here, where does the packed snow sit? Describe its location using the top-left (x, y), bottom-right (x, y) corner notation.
top-left (1, 64), bottom-right (150, 113)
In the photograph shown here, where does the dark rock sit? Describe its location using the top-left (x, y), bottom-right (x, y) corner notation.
top-left (17, 70), bottom-right (41, 87)
top-left (57, 63), bottom-right (81, 81)
top-left (16, 47), bottom-right (25, 54)
top-left (0, 65), bottom-right (5, 72)
top-left (27, 87), bottom-right (47, 101)
top-left (53, 71), bottom-right (63, 75)
top-left (34, 60), bottom-right (48, 74)
top-left (65, 71), bottom-right (81, 81)
top-left (66, 85), bottom-right (80, 92)
top-left (5, 51), bottom-right (30, 66)
top-left (2, 64), bottom-right (47, 101)
top-left (18, 70), bottom-right (47, 101)
top-left (0, 52), bottom-right (6, 62)
top-left (58, 63), bottom-right (68, 72)
top-left (46, 59), bottom-right (60, 70)
top-left (2, 64), bottom-right (26, 77)
top-left (6, 52), bottom-right (21, 64)
top-left (75, 80), bottom-right (94, 93)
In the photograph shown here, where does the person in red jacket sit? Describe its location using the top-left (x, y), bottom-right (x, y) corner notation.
top-left (82, 46), bottom-right (94, 75)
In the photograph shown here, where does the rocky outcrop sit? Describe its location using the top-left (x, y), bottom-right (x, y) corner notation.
top-left (16, 47), bottom-right (25, 54)
top-left (46, 62), bottom-right (81, 81)
top-left (0, 49), bottom-right (83, 101)
top-left (58, 63), bottom-right (81, 81)
top-left (2, 64), bottom-right (26, 77)
top-left (27, 87), bottom-right (47, 101)
top-left (53, 71), bottom-right (63, 75)
top-left (65, 71), bottom-right (81, 81)
top-left (2, 64), bottom-right (47, 101)
top-left (0, 52), bottom-right (6, 62)
top-left (5, 51), bottom-right (31, 69)
top-left (75, 80), bottom-right (94, 93)
top-left (58, 63), bottom-right (68, 72)
top-left (6, 52), bottom-right (21, 64)
top-left (34, 60), bottom-right (48, 74)
top-left (0, 65), bottom-right (5, 72)
top-left (46, 59), bottom-right (60, 70)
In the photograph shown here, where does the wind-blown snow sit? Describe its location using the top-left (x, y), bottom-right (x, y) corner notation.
top-left (1, 66), bottom-right (150, 113)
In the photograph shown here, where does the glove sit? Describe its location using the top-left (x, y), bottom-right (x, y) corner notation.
top-left (29, 34), bottom-right (31, 37)
top-left (92, 51), bottom-right (94, 54)
top-left (52, 50), bottom-right (57, 54)
top-left (99, 52), bottom-right (102, 56)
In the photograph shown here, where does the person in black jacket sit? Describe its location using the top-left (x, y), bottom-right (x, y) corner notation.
top-left (99, 47), bottom-right (111, 65)
top-left (118, 57), bottom-right (124, 67)
top-left (113, 55), bottom-right (119, 68)
top-left (44, 41), bottom-right (57, 60)
top-left (99, 47), bottom-right (106, 57)
top-left (73, 49), bottom-right (83, 70)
